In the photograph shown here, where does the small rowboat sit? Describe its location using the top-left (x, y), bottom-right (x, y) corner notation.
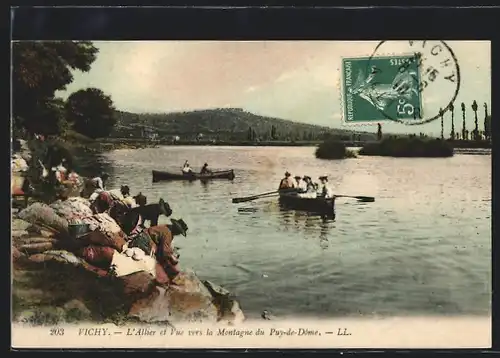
top-left (152, 169), bottom-right (235, 182)
top-left (278, 190), bottom-right (336, 219)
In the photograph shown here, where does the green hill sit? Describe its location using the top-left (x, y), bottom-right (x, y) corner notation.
top-left (111, 108), bottom-right (377, 142)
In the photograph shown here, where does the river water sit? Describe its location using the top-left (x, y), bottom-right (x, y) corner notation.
top-left (89, 146), bottom-right (491, 319)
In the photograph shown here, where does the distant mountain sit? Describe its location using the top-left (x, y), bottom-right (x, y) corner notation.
top-left (111, 108), bottom-right (378, 141)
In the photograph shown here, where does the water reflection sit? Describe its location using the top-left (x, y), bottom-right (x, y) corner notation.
top-left (273, 206), bottom-right (337, 248)
top-left (200, 180), bottom-right (210, 191)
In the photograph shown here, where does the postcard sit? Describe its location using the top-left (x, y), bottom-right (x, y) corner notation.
top-left (11, 39), bottom-right (491, 349)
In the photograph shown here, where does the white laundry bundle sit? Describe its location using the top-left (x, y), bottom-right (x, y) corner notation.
top-left (109, 249), bottom-right (156, 278)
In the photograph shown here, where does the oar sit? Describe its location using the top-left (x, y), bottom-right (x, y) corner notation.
top-left (232, 188), bottom-right (296, 204)
top-left (334, 195), bottom-right (375, 202)
top-left (232, 190), bottom-right (279, 204)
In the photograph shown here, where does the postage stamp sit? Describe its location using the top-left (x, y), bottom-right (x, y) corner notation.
top-left (10, 13), bottom-right (491, 350)
top-left (341, 41), bottom-right (461, 126)
top-left (341, 55), bottom-right (423, 124)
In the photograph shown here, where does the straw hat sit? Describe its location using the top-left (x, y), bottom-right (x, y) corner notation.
top-left (171, 218), bottom-right (189, 237)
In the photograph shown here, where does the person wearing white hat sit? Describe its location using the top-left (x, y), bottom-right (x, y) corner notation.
top-left (295, 175), bottom-right (307, 193)
top-left (298, 176), bottom-right (317, 198)
top-left (318, 176), bottom-right (334, 198)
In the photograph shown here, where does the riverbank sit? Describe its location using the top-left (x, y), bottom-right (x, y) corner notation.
top-left (103, 138), bottom-right (324, 148)
top-left (99, 137), bottom-right (492, 150)
top-left (11, 138), bottom-right (245, 326)
top-left (11, 203), bottom-right (245, 327)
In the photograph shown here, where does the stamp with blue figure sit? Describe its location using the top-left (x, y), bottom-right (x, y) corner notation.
top-left (341, 55), bottom-right (423, 124)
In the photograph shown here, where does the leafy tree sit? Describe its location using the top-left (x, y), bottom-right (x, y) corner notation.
top-left (17, 98), bottom-right (67, 136)
top-left (65, 88), bottom-right (116, 139)
top-left (12, 41), bottom-right (98, 136)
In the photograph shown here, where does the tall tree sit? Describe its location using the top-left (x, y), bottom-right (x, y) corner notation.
top-left (449, 103), bottom-right (455, 140)
top-left (472, 100), bottom-right (479, 141)
top-left (12, 41), bottom-right (99, 136)
top-left (461, 102), bottom-right (466, 140)
top-left (484, 103), bottom-right (491, 141)
top-left (65, 88), bottom-right (116, 139)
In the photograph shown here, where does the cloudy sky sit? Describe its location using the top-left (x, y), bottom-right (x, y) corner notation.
top-left (59, 41), bottom-right (491, 135)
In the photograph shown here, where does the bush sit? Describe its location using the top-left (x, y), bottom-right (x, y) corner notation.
top-left (359, 137), bottom-right (454, 157)
top-left (315, 139), bottom-right (357, 159)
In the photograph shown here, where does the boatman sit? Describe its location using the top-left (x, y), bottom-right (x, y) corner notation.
top-left (278, 171), bottom-right (296, 190)
top-left (200, 163), bottom-right (211, 175)
top-left (182, 160), bottom-right (192, 173)
top-left (318, 176), bottom-right (334, 198)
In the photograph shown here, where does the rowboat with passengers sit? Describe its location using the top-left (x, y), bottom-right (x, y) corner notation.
top-left (278, 190), bottom-right (336, 219)
top-left (152, 169), bottom-right (235, 182)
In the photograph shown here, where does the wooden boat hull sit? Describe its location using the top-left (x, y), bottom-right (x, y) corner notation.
top-left (278, 191), bottom-right (336, 218)
top-left (152, 169), bottom-right (235, 182)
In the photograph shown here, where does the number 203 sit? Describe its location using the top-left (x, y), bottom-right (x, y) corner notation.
top-left (49, 328), bottom-right (65, 336)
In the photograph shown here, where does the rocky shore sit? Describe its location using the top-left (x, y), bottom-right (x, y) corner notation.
top-left (12, 209), bottom-right (245, 326)
top-left (11, 136), bottom-right (246, 328)
top-left (11, 199), bottom-right (244, 327)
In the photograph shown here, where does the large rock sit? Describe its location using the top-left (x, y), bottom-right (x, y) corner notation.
top-left (119, 271), bottom-right (157, 299)
top-left (28, 250), bottom-right (83, 266)
top-left (18, 241), bottom-right (56, 255)
top-left (12, 218), bottom-right (32, 238)
top-left (202, 280), bottom-right (245, 324)
top-left (128, 270), bottom-right (244, 325)
top-left (16, 237), bottom-right (58, 246)
top-left (12, 246), bottom-right (25, 262)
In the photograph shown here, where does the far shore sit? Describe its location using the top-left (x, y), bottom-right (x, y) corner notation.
top-left (94, 137), bottom-right (493, 150)
top-left (53, 135), bottom-right (492, 155)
